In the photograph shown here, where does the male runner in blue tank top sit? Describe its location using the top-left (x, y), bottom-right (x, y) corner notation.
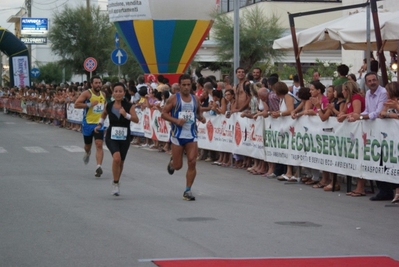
top-left (161, 74), bottom-right (206, 201)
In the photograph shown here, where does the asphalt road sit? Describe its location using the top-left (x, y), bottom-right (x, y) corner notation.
top-left (0, 113), bottom-right (398, 267)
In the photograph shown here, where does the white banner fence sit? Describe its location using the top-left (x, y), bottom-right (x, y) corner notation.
top-left (51, 104), bottom-right (399, 184)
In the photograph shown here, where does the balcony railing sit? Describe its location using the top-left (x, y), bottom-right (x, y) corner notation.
top-left (220, 0), bottom-right (342, 13)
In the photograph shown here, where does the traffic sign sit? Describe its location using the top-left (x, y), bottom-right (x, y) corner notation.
top-left (31, 68), bottom-right (40, 78)
top-left (115, 32), bottom-right (119, 48)
top-left (84, 57), bottom-right (97, 72)
top-left (111, 49), bottom-right (128, 66)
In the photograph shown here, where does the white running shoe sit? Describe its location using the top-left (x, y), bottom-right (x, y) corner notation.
top-left (112, 182), bottom-right (120, 196)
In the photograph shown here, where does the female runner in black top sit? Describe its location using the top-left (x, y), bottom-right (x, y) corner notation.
top-left (95, 82), bottom-right (139, 196)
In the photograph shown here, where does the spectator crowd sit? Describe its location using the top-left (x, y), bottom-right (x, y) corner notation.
top-left (1, 60), bottom-right (398, 204)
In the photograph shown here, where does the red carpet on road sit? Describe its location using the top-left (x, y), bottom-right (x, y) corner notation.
top-left (153, 256), bottom-right (399, 267)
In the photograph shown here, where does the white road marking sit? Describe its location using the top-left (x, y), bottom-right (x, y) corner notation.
top-left (60, 146), bottom-right (85, 152)
top-left (141, 147), bottom-right (157, 151)
top-left (0, 147), bottom-right (8, 153)
top-left (23, 147), bottom-right (49, 153)
top-left (4, 122), bottom-right (16, 124)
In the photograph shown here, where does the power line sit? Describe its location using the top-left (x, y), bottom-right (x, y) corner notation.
top-left (34, 0), bottom-right (62, 5)
top-left (32, 0), bottom-right (69, 10)
top-left (0, 7), bottom-right (24, 11)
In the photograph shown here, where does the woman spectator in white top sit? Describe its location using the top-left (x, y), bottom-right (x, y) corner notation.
top-left (241, 82), bottom-right (267, 175)
top-left (269, 82), bottom-right (298, 182)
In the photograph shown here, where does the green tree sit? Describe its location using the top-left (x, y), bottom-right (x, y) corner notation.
top-left (303, 59), bottom-right (342, 83)
top-left (192, 61), bottom-right (233, 78)
top-left (33, 62), bottom-right (72, 84)
top-left (48, 5), bottom-right (114, 81)
top-left (212, 6), bottom-right (285, 72)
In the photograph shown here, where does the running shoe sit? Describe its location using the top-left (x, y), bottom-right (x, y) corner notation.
top-left (183, 190), bottom-right (195, 201)
top-left (83, 151), bottom-right (91, 165)
top-left (167, 157), bottom-right (174, 175)
top-left (112, 182), bottom-right (120, 196)
top-left (95, 166), bottom-right (103, 177)
top-left (204, 157), bottom-right (213, 162)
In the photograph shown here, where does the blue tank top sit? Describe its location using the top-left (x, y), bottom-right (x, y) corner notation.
top-left (171, 93), bottom-right (198, 139)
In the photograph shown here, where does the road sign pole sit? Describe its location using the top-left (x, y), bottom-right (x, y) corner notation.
top-left (118, 66), bottom-right (121, 79)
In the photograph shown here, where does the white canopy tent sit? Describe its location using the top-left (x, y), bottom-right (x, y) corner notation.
top-left (272, 10), bottom-right (399, 52)
top-left (272, 0), bottom-right (397, 86)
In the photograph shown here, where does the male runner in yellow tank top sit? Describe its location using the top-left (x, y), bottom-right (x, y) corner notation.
top-left (75, 75), bottom-right (106, 177)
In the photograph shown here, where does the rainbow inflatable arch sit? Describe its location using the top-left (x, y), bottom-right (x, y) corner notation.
top-left (108, 0), bottom-right (216, 82)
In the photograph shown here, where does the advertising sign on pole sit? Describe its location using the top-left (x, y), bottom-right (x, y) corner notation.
top-left (20, 18), bottom-right (49, 36)
top-left (20, 37), bottom-right (47, 45)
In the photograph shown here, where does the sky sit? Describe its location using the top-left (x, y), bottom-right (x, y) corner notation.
top-left (0, 0), bottom-right (108, 33)
top-left (0, 0), bottom-right (25, 31)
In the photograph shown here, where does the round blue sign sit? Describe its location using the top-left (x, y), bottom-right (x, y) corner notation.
top-left (111, 49), bottom-right (128, 66)
top-left (30, 68), bottom-right (40, 78)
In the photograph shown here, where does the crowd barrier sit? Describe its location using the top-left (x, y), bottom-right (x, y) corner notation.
top-left (2, 96), bottom-right (398, 184)
top-left (1, 97), bottom-right (22, 113)
top-left (0, 97), bottom-right (81, 123)
top-left (135, 109), bottom-right (399, 184)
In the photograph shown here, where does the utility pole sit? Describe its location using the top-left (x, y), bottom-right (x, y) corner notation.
top-left (233, 0), bottom-right (240, 85)
top-left (25, 0), bottom-right (32, 85)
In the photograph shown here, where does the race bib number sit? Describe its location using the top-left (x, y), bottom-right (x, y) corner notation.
top-left (178, 110), bottom-right (195, 124)
top-left (111, 126), bottom-right (128, 140)
top-left (93, 103), bottom-right (104, 114)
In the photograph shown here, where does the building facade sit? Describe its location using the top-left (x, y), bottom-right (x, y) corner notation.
top-left (196, 0), bottom-right (398, 79)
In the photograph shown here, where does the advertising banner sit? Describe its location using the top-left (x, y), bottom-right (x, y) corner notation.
top-left (66, 103), bottom-right (84, 124)
top-left (12, 56), bottom-right (30, 88)
top-left (263, 116), bottom-right (363, 178)
top-left (150, 109), bottom-right (171, 142)
top-left (131, 107), bottom-right (145, 136)
top-left (360, 119), bottom-right (399, 183)
top-left (27, 101), bottom-right (399, 184)
top-left (233, 114), bottom-right (265, 160)
top-left (198, 113), bottom-right (234, 152)
top-left (108, 0), bottom-right (151, 22)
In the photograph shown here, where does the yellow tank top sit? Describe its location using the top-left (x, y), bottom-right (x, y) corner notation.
top-left (138, 97), bottom-right (146, 104)
top-left (85, 89), bottom-right (105, 124)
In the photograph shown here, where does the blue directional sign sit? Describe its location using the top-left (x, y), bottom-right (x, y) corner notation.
top-left (111, 48), bottom-right (128, 66)
top-left (30, 68), bottom-right (40, 78)
top-left (115, 32), bottom-right (120, 48)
